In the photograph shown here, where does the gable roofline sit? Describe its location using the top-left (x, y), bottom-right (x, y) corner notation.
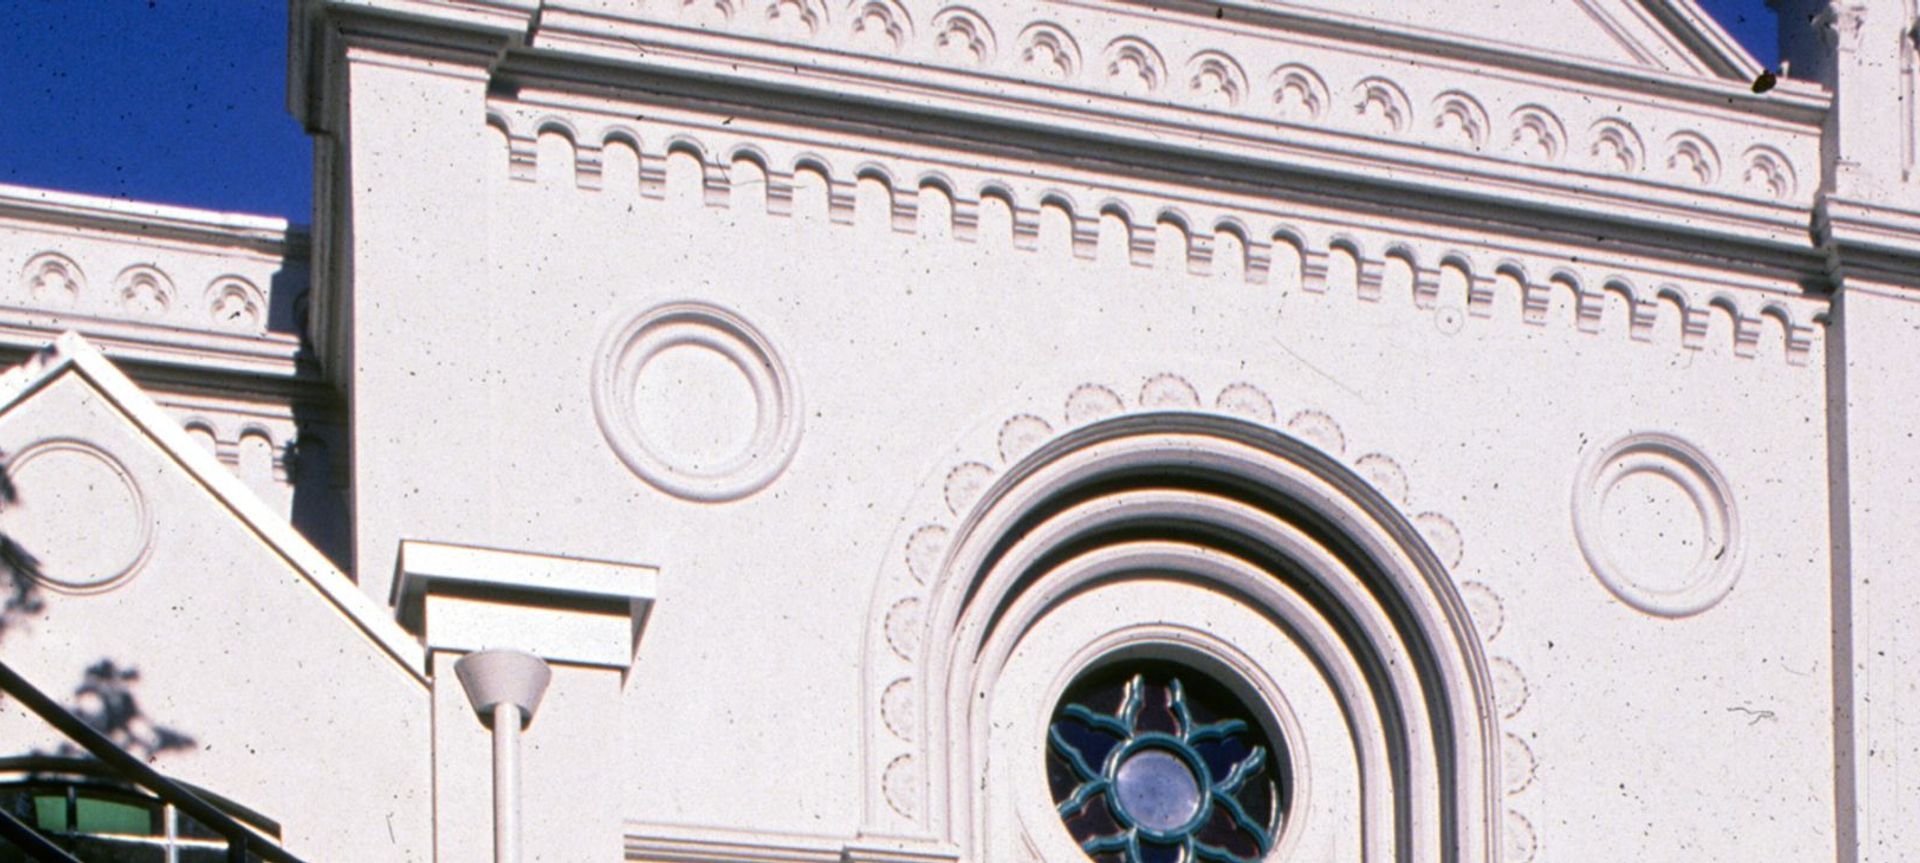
top-left (1185, 0), bottom-right (1778, 91)
top-left (0, 333), bottom-right (426, 684)
top-left (1191, 0), bottom-right (1769, 83)
top-left (1647, 0), bottom-right (1767, 80)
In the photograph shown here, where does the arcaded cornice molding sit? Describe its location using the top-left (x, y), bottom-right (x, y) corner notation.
top-left (1137, 0), bottom-right (1784, 99)
top-left (0, 183), bottom-right (321, 396)
top-left (510, 74), bottom-right (1813, 270)
top-left (295, 0), bottom-right (1831, 262)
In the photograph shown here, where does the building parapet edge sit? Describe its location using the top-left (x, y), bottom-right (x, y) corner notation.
top-left (0, 181), bottom-right (322, 396)
top-left (0, 183), bottom-right (304, 254)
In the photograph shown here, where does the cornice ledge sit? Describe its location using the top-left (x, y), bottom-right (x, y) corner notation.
top-left (1818, 196), bottom-right (1920, 290)
top-left (395, 539), bottom-right (659, 672)
top-left (622, 823), bottom-right (958, 863)
top-left (511, 21), bottom-right (1817, 261)
top-left (291, 0), bottom-right (538, 129)
top-left (0, 183), bottom-right (300, 255)
top-left (0, 316), bottom-right (313, 391)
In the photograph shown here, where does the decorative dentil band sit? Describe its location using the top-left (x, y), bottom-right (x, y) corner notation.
top-left (486, 107), bottom-right (1820, 365)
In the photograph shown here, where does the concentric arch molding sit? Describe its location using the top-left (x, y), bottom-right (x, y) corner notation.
top-left (858, 373), bottom-right (1537, 858)
top-left (1572, 432), bottom-right (1741, 618)
top-left (1, 438), bottom-right (155, 594)
top-left (591, 300), bottom-right (802, 502)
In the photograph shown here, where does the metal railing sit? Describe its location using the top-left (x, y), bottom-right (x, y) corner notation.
top-left (0, 660), bottom-right (306, 863)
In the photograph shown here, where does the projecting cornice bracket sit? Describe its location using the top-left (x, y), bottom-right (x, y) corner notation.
top-left (289, 0), bottom-right (540, 132)
top-left (394, 539), bottom-right (658, 674)
top-left (1813, 195), bottom-right (1920, 291)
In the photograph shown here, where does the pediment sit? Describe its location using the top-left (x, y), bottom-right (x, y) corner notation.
top-left (0, 333), bottom-right (423, 678)
top-left (1266, 0), bottom-right (1761, 80)
top-left (0, 333), bottom-right (433, 856)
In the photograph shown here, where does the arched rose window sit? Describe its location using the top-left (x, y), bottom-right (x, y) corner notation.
top-left (1047, 662), bottom-right (1288, 863)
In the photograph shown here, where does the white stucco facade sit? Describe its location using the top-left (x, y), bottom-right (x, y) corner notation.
top-left (1, 0), bottom-right (1917, 861)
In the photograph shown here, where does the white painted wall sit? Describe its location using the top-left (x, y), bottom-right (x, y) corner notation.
top-left (0, 0), bottom-right (1913, 861)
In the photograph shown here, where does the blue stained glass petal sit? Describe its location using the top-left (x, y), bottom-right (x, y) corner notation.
top-left (1113, 749), bottom-right (1201, 831)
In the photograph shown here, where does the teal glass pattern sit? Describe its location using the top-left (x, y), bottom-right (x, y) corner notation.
top-left (1048, 666), bottom-right (1283, 863)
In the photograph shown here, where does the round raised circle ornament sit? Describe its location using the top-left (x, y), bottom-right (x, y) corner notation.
top-left (1572, 432), bottom-right (1740, 617)
top-left (592, 301), bottom-right (801, 502)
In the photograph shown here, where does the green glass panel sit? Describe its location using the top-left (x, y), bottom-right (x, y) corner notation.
top-left (75, 794), bottom-right (157, 835)
top-left (31, 793), bottom-right (67, 832)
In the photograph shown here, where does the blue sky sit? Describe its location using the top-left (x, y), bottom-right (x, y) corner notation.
top-left (0, 0), bottom-right (1781, 223)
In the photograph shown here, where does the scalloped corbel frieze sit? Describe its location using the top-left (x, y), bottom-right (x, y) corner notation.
top-left (848, 0), bottom-right (912, 53)
top-left (1430, 90), bottom-right (1491, 151)
top-left (114, 264), bottom-right (175, 316)
top-left (1739, 145), bottom-right (1797, 200)
top-left (1662, 131), bottom-right (1721, 187)
top-left (764, 0), bottom-right (828, 38)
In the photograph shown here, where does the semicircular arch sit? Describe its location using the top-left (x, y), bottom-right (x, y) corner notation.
top-left (866, 401), bottom-right (1501, 863)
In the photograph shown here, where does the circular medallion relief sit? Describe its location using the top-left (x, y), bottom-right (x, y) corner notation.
top-left (592, 301), bottom-right (801, 502)
top-left (1572, 433), bottom-right (1740, 617)
top-left (1048, 662), bottom-right (1285, 863)
top-left (0, 440), bottom-right (153, 593)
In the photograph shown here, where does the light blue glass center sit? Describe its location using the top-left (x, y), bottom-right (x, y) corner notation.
top-left (1112, 748), bottom-right (1201, 831)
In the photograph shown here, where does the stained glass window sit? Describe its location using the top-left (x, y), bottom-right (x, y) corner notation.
top-left (1047, 662), bottom-right (1287, 863)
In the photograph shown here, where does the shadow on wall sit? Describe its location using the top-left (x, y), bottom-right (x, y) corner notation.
top-left (0, 457), bottom-right (44, 643)
top-left (0, 449), bottom-right (196, 760)
top-left (280, 246), bottom-right (351, 572)
top-left (266, 256), bottom-right (307, 340)
top-left (284, 401), bottom-right (350, 573)
top-left (30, 660), bottom-right (197, 761)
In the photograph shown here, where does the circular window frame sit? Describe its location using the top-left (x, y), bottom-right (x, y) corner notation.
top-left (591, 300), bottom-right (802, 502)
top-left (1026, 621), bottom-right (1313, 863)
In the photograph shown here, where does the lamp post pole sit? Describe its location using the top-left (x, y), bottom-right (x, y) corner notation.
top-left (491, 701), bottom-right (522, 863)
top-left (455, 650), bottom-right (552, 863)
